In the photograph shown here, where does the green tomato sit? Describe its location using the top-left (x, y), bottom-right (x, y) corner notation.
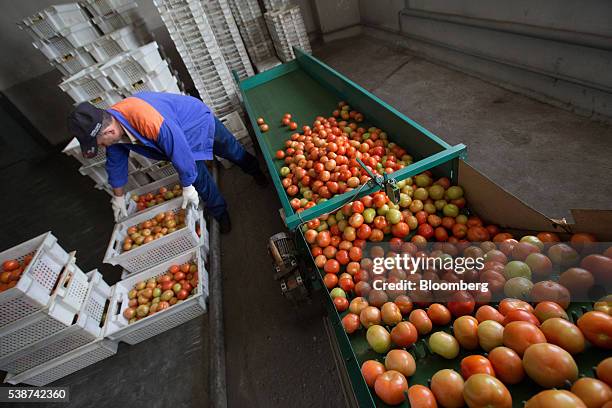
top-left (442, 204), bottom-right (459, 217)
top-left (503, 261), bottom-right (532, 280)
top-left (429, 331), bottom-right (460, 359)
top-left (399, 194), bottom-right (412, 208)
top-left (280, 167), bottom-right (290, 177)
top-left (434, 199), bottom-right (447, 211)
top-left (377, 204), bottom-right (389, 216)
top-left (386, 209), bottom-right (402, 225)
top-left (413, 187), bottom-right (429, 201)
top-left (428, 184), bottom-right (445, 200)
top-left (446, 186), bottom-right (464, 200)
top-left (363, 208), bottom-right (376, 223)
top-left (330, 288), bottom-right (346, 299)
top-left (415, 174), bottom-right (432, 187)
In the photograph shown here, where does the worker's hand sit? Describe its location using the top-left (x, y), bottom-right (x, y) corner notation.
top-left (111, 195), bottom-right (128, 222)
top-left (181, 185), bottom-right (199, 210)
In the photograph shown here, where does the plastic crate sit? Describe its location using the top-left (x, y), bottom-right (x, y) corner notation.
top-left (35, 21), bottom-right (100, 56)
top-left (20, 4), bottom-right (89, 41)
top-left (123, 174), bottom-right (181, 217)
top-left (100, 42), bottom-right (164, 88)
top-left (62, 138), bottom-right (107, 166)
top-left (262, 0), bottom-right (294, 11)
top-left (49, 47), bottom-right (96, 77)
top-left (79, 160), bottom-right (146, 192)
top-left (265, 5), bottom-right (310, 62)
top-left (0, 270), bottom-right (111, 375)
top-left (103, 199), bottom-right (204, 273)
top-left (59, 65), bottom-right (115, 103)
top-left (105, 248), bottom-right (208, 344)
top-left (86, 89), bottom-right (125, 109)
top-left (228, 0), bottom-right (264, 22)
top-left (91, 2), bottom-right (140, 34)
top-left (144, 162), bottom-right (178, 181)
top-left (83, 25), bottom-right (143, 63)
top-left (0, 233), bottom-right (71, 329)
top-left (0, 257), bottom-right (90, 359)
top-left (82, 0), bottom-right (135, 16)
top-left (3, 336), bottom-right (117, 386)
top-left (220, 111), bottom-right (249, 141)
top-left (120, 61), bottom-right (181, 95)
top-left (254, 56), bottom-right (282, 73)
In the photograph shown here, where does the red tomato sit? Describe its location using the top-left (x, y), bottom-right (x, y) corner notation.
top-left (503, 309), bottom-right (540, 326)
top-left (394, 295), bottom-right (413, 315)
top-left (540, 318), bottom-right (585, 354)
top-left (503, 321), bottom-right (546, 355)
top-left (530, 281), bottom-right (571, 309)
top-left (430, 369), bottom-right (465, 408)
top-left (475, 305), bottom-right (505, 323)
top-left (498, 298), bottom-right (534, 315)
top-left (463, 374), bottom-right (511, 408)
top-left (597, 357), bottom-right (612, 386)
top-left (534, 301), bottom-right (568, 323)
top-left (488, 346), bottom-right (524, 385)
top-left (537, 232), bottom-right (560, 243)
top-left (351, 201), bottom-right (365, 214)
top-left (409, 309), bottom-right (433, 336)
top-left (324, 259), bottom-right (340, 274)
top-left (525, 390), bottom-right (587, 408)
top-left (577, 311), bottom-right (612, 349)
top-left (453, 316), bottom-right (479, 350)
top-left (323, 273), bottom-right (338, 289)
top-left (427, 303), bottom-right (451, 326)
top-left (580, 254), bottom-right (612, 284)
top-left (571, 377), bottom-right (612, 408)
top-left (447, 290), bottom-right (475, 317)
top-left (390, 321), bottom-right (418, 348)
top-left (522, 343), bottom-right (578, 388)
top-left (333, 297), bottom-right (349, 312)
top-left (460, 355), bottom-right (495, 380)
top-left (407, 385), bottom-right (437, 408)
top-left (342, 313), bottom-right (360, 333)
top-left (374, 370), bottom-right (409, 405)
top-left (361, 360), bottom-right (386, 388)
top-left (338, 277), bottom-right (354, 293)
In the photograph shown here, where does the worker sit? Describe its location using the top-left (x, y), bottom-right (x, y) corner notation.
top-left (67, 91), bottom-right (268, 233)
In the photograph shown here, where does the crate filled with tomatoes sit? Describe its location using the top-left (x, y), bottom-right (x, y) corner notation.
top-left (105, 248), bottom-right (208, 345)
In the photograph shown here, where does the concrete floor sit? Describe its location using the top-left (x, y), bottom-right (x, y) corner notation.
top-left (316, 35), bottom-right (612, 220)
top-left (1, 34), bottom-right (611, 408)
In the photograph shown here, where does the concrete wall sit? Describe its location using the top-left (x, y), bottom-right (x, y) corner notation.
top-left (313, 0), bottom-right (361, 41)
top-left (359, 0), bottom-right (612, 121)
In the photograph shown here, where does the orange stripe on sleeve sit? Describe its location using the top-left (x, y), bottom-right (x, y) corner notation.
top-left (111, 97), bottom-right (164, 141)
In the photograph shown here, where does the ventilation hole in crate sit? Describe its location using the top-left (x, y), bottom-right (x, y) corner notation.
top-left (0, 298), bottom-right (40, 327)
top-left (1, 317), bottom-right (67, 356)
top-left (29, 345), bottom-right (114, 386)
top-left (85, 293), bottom-right (106, 325)
top-left (8, 331), bottom-right (95, 374)
top-left (31, 259), bottom-right (62, 292)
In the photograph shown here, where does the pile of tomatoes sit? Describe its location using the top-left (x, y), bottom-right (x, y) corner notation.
top-left (131, 184), bottom-right (182, 212)
top-left (122, 209), bottom-right (187, 252)
top-left (122, 262), bottom-right (199, 324)
top-left (273, 102), bottom-right (413, 211)
top-left (357, 298), bottom-right (612, 407)
top-left (0, 257), bottom-right (33, 292)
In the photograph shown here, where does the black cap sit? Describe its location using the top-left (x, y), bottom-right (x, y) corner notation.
top-left (67, 102), bottom-right (105, 158)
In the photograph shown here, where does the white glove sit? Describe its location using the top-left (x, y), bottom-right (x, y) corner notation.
top-left (111, 195), bottom-right (128, 222)
top-left (181, 185), bottom-right (199, 209)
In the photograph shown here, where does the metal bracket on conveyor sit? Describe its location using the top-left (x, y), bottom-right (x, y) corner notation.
top-left (355, 157), bottom-right (401, 205)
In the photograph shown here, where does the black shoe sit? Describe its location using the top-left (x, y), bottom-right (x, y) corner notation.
top-left (217, 211), bottom-right (232, 234)
top-left (252, 171), bottom-right (269, 187)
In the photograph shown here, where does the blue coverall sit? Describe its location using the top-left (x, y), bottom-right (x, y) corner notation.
top-left (104, 91), bottom-right (258, 218)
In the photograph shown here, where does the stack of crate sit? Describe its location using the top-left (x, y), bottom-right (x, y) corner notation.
top-left (263, 3), bottom-right (311, 62)
top-left (200, 0), bottom-right (254, 81)
top-left (0, 233), bottom-right (117, 387)
top-left (19, 2), bottom-right (181, 194)
top-left (227, 0), bottom-right (280, 72)
top-left (154, 0), bottom-right (240, 117)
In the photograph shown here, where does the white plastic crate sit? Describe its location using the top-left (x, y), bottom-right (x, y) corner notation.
top-left (262, 0), bottom-right (293, 11)
top-left (91, 2), bottom-right (140, 34)
top-left (30, 21), bottom-right (100, 59)
top-left (120, 61), bottom-right (181, 95)
top-left (86, 89), bottom-right (125, 109)
top-left (220, 111), bottom-right (249, 141)
top-left (0, 257), bottom-right (90, 359)
top-left (83, 26), bottom-right (143, 63)
top-left (0, 233), bottom-right (70, 329)
top-left (50, 47), bottom-right (96, 77)
top-left (254, 56), bottom-right (282, 73)
top-left (0, 270), bottom-right (111, 375)
top-left (228, 0), bottom-right (263, 22)
top-left (82, 0), bottom-right (135, 16)
top-left (100, 42), bottom-right (164, 89)
top-left (4, 338), bottom-right (117, 386)
top-left (62, 138), bottom-right (107, 166)
top-left (123, 174), bottom-right (181, 218)
top-left (20, 4), bottom-right (89, 41)
top-left (105, 248), bottom-right (208, 344)
top-left (59, 65), bottom-right (115, 103)
top-left (265, 5), bottom-right (310, 62)
top-left (144, 162), bottom-right (178, 181)
top-left (103, 198), bottom-right (204, 273)
top-left (79, 160), bottom-right (146, 192)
